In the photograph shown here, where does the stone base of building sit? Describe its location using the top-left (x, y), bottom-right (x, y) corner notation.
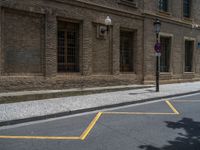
top-left (0, 74), bottom-right (142, 92)
top-left (1, 74), bottom-right (199, 92)
top-left (144, 74), bottom-right (200, 85)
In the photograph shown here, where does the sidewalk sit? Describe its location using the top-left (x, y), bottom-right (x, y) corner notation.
top-left (0, 84), bottom-right (152, 104)
top-left (0, 81), bottom-right (200, 126)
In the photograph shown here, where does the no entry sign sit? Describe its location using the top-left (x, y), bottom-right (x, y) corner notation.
top-left (154, 43), bottom-right (161, 53)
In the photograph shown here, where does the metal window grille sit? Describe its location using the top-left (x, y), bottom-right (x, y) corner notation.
top-left (160, 37), bottom-right (171, 72)
top-left (57, 21), bottom-right (79, 73)
top-left (159, 0), bottom-right (168, 12)
top-left (183, 0), bottom-right (191, 18)
top-left (120, 31), bottom-right (134, 72)
top-left (185, 40), bottom-right (193, 72)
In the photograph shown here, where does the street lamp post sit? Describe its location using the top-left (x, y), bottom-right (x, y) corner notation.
top-left (105, 16), bottom-right (112, 28)
top-left (154, 19), bottom-right (161, 92)
top-left (100, 16), bottom-right (112, 34)
top-left (103, 16), bottom-right (112, 73)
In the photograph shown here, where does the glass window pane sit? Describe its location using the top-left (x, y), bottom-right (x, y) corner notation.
top-left (57, 21), bottom-right (80, 73)
top-left (120, 31), bottom-right (134, 72)
top-left (185, 40), bottom-right (193, 72)
top-left (183, 0), bottom-right (191, 18)
top-left (159, 0), bottom-right (168, 12)
top-left (160, 37), bottom-right (171, 72)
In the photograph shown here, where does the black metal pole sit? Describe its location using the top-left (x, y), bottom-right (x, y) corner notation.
top-left (156, 33), bottom-right (159, 92)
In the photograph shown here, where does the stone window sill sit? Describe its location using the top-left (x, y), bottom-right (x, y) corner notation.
top-left (183, 72), bottom-right (195, 74)
top-left (160, 72), bottom-right (172, 76)
top-left (120, 72), bottom-right (136, 74)
top-left (182, 17), bottom-right (193, 23)
top-left (57, 73), bottom-right (81, 77)
top-left (183, 72), bottom-right (195, 78)
top-left (157, 11), bottom-right (171, 17)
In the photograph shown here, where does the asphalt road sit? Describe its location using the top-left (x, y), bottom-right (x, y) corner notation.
top-left (0, 93), bottom-right (200, 150)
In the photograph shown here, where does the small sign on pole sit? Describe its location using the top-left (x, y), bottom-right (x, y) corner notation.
top-left (155, 52), bottom-right (161, 57)
top-left (154, 43), bottom-right (161, 53)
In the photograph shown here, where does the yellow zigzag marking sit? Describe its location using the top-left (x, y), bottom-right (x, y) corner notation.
top-left (0, 101), bottom-right (180, 140)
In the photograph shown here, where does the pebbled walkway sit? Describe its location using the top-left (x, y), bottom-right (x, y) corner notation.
top-left (0, 82), bottom-right (200, 124)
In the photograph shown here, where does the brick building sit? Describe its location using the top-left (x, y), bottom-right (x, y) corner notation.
top-left (0, 0), bottom-right (200, 92)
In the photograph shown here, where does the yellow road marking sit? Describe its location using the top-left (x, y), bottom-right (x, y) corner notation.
top-left (103, 112), bottom-right (176, 115)
top-left (80, 112), bottom-right (102, 140)
top-left (172, 100), bottom-right (200, 102)
top-left (0, 113), bottom-right (103, 141)
top-left (0, 100), bottom-right (182, 141)
top-left (0, 135), bottom-right (80, 140)
top-left (165, 100), bottom-right (179, 115)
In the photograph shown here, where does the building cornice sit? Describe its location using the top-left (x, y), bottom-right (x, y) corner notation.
top-left (1, 0), bottom-right (199, 29)
top-left (50, 0), bottom-right (143, 20)
top-left (50, 0), bottom-right (200, 29)
top-left (143, 10), bottom-right (199, 29)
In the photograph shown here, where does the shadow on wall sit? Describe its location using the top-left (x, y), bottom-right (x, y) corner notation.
top-left (139, 118), bottom-right (200, 150)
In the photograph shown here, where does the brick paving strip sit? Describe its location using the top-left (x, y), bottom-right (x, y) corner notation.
top-left (0, 82), bottom-right (200, 126)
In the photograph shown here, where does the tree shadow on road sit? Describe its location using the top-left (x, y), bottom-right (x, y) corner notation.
top-left (139, 118), bottom-right (200, 150)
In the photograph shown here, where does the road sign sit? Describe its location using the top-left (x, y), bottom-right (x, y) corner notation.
top-left (155, 52), bottom-right (161, 57)
top-left (154, 43), bottom-right (161, 53)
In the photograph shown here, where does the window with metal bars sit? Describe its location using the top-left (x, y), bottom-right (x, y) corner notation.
top-left (160, 37), bottom-right (171, 72)
top-left (57, 21), bottom-right (79, 73)
top-left (159, 0), bottom-right (168, 12)
top-left (185, 40), bottom-right (194, 72)
top-left (120, 31), bottom-right (134, 72)
top-left (183, 0), bottom-right (191, 18)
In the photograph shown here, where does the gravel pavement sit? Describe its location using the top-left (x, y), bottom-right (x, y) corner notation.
top-left (0, 82), bottom-right (200, 123)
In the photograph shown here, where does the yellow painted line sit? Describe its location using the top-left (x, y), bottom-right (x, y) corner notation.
top-left (172, 100), bottom-right (200, 102)
top-left (0, 112), bottom-right (103, 141)
top-left (0, 101), bottom-right (181, 141)
top-left (165, 100), bottom-right (179, 115)
top-left (0, 135), bottom-right (80, 140)
top-left (103, 112), bottom-right (176, 115)
top-left (80, 112), bottom-right (102, 140)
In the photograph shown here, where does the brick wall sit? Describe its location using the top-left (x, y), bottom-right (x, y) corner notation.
top-left (2, 8), bottom-right (44, 74)
top-left (143, 0), bottom-right (200, 83)
top-left (0, 0), bottom-right (144, 92)
top-left (0, 0), bottom-right (199, 92)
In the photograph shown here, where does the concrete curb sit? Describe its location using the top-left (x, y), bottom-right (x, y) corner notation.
top-left (0, 85), bottom-right (153, 104)
top-left (0, 90), bottom-right (199, 127)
